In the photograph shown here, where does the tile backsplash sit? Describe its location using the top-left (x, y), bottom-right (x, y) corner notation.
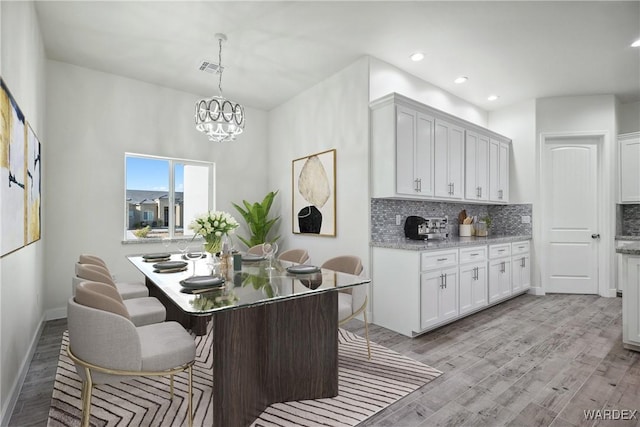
top-left (371, 199), bottom-right (532, 242)
top-left (620, 204), bottom-right (640, 236)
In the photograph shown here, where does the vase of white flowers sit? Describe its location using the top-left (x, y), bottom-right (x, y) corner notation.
top-left (189, 211), bottom-right (240, 255)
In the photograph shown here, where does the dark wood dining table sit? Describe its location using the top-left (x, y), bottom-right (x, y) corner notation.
top-left (128, 252), bottom-right (371, 427)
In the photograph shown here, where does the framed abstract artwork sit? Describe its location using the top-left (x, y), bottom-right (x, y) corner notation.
top-left (1, 77), bottom-right (42, 257)
top-left (1, 78), bottom-right (26, 256)
top-left (292, 149), bottom-right (336, 236)
top-left (26, 122), bottom-right (41, 244)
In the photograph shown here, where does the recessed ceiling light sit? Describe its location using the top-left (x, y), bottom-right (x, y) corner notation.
top-left (410, 52), bottom-right (425, 62)
top-left (487, 95), bottom-right (499, 101)
top-left (454, 76), bottom-right (468, 84)
top-left (632, 39), bottom-right (640, 47)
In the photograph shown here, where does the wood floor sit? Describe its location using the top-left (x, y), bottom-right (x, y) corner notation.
top-left (9, 294), bottom-right (640, 426)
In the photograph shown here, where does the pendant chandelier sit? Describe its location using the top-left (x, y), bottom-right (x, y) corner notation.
top-left (195, 33), bottom-right (245, 143)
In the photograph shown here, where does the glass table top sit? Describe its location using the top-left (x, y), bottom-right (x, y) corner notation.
top-left (127, 253), bottom-right (371, 315)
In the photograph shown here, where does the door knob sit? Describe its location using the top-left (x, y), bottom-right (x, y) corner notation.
top-left (591, 234), bottom-right (600, 239)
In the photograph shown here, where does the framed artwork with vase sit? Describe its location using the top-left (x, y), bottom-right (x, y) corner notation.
top-left (291, 149), bottom-right (336, 236)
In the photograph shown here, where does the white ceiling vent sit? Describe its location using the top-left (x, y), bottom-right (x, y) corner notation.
top-left (198, 60), bottom-right (224, 74)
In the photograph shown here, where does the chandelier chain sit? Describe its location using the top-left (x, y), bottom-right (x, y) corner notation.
top-left (218, 37), bottom-right (223, 95)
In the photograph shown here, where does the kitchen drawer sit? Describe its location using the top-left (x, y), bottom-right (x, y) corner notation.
top-left (421, 249), bottom-right (458, 270)
top-left (511, 240), bottom-right (530, 255)
top-left (489, 243), bottom-right (511, 259)
top-left (459, 245), bottom-right (487, 264)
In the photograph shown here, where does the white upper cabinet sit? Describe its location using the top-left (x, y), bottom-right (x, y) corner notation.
top-left (434, 119), bottom-right (465, 199)
top-left (489, 138), bottom-right (510, 203)
top-left (465, 131), bottom-right (490, 201)
top-left (619, 132), bottom-right (640, 203)
top-left (396, 106), bottom-right (435, 196)
top-left (370, 93), bottom-right (510, 204)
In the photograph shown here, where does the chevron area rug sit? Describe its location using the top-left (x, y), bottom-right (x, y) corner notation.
top-left (47, 328), bottom-right (441, 426)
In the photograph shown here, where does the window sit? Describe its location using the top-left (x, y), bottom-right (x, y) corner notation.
top-left (124, 153), bottom-right (214, 241)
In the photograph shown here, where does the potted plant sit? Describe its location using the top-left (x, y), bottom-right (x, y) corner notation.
top-left (232, 191), bottom-right (281, 249)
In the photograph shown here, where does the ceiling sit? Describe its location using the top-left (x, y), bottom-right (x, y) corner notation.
top-left (34, 1), bottom-right (640, 112)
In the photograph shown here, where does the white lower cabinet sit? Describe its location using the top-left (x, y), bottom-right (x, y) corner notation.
top-left (459, 245), bottom-right (488, 315)
top-left (489, 258), bottom-right (512, 302)
top-left (511, 254), bottom-right (531, 294)
top-left (488, 243), bottom-right (511, 303)
top-left (421, 267), bottom-right (458, 330)
top-left (623, 255), bottom-right (640, 351)
top-left (371, 239), bottom-right (531, 338)
top-left (459, 262), bottom-right (488, 315)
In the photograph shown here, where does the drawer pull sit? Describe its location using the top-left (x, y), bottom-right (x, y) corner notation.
top-left (437, 258), bottom-right (448, 262)
top-left (470, 253), bottom-right (479, 257)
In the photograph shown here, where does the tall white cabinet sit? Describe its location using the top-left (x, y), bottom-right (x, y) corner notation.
top-left (619, 132), bottom-right (640, 203)
top-left (371, 93), bottom-right (510, 204)
top-left (396, 106), bottom-right (435, 196)
top-left (434, 119), bottom-right (464, 199)
top-left (465, 131), bottom-right (490, 201)
top-left (489, 138), bottom-right (510, 203)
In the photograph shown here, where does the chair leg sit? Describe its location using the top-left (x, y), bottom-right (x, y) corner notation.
top-left (81, 368), bottom-right (93, 427)
top-left (188, 365), bottom-right (193, 427)
top-left (170, 374), bottom-right (174, 399)
top-left (364, 309), bottom-right (371, 360)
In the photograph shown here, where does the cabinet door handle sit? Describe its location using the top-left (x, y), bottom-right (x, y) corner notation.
top-left (418, 178), bottom-right (422, 192)
top-left (479, 187), bottom-right (482, 198)
top-left (499, 189), bottom-right (503, 199)
top-left (477, 186), bottom-right (481, 198)
top-left (440, 274), bottom-right (444, 288)
top-left (444, 273), bottom-right (447, 288)
top-left (501, 261), bottom-right (505, 273)
top-left (451, 182), bottom-right (455, 195)
top-left (521, 257), bottom-right (526, 268)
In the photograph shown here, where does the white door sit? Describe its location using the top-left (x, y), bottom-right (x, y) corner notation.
top-left (543, 139), bottom-right (599, 294)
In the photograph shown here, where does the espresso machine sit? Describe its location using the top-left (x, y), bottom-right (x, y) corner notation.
top-left (404, 216), bottom-right (449, 240)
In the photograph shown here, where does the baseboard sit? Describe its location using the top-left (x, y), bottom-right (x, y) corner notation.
top-left (1, 313), bottom-right (46, 427)
top-left (528, 287), bottom-right (545, 296)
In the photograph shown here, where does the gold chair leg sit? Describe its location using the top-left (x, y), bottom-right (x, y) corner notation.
top-left (188, 365), bottom-right (193, 427)
top-left (81, 368), bottom-right (93, 427)
top-left (170, 374), bottom-right (174, 399)
top-left (364, 309), bottom-right (371, 360)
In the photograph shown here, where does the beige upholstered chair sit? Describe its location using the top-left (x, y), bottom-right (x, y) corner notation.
top-left (78, 254), bottom-right (149, 299)
top-left (278, 249), bottom-right (310, 264)
top-left (247, 244), bottom-right (265, 255)
top-left (74, 263), bottom-right (166, 327)
top-left (321, 255), bottom-right (371, 359)
top-left (68, 281), bottom-right (195, 427)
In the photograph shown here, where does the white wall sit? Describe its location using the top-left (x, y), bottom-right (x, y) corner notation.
top-left (0, 1), bottom-right (46, 421)
top-left (44, 60), bottom-right (269, 315)
top-left (268, 57), bottom-right (370, 271)
top-left (535, 95), bottom-right (617, 297)
top-left (489, 99), bottom-right (537, 204)
top-left (619, 101), bottom-right (640, 134)
top-left (369, 57), bottom-right (488, 127)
